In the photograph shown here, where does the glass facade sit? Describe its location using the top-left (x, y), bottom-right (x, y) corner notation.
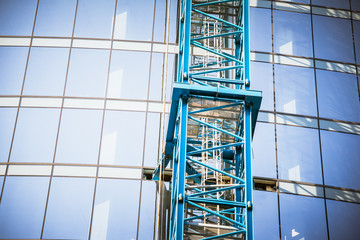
top-left (0, 0), bottom-right (359, 239)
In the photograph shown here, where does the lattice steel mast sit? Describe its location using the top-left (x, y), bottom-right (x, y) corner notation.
top-left (153, 0), bottom-right (262, 239)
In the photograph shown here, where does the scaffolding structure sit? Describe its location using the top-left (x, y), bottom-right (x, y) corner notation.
top-left (154, 0), bottom-right (261, 239)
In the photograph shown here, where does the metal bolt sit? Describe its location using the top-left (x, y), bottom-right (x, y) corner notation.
top-left (179, 193), bottom-right (183, 201)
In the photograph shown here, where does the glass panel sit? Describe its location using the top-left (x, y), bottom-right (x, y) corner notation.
top-left (253, 123), bottom-right (276, 178)
top-left (144, 113), bottom-right (160, 167)
top-left (169, 0), bottom-right (178, 43)
top-left (100, 110), bottom-right (146, 166)
top-left (11, 108), bottom-right (60, 163)
top-left (0, 47), bottom-right (28, 95)
top-left (354, 21), bottom-right (360, 64)
top-left (114, 0), bottom-right (155, 41)
top-left (250, 8), bottom-right (272, 53)
top-left (0, 0), bottom-right (37, 36)
top-left (0, 108), bottom-right (17, 162)
top-left (327, 199), bottom-right (360, 240)
top-left (23, 47), bottom-right (69, 96)
top-left (312, 0), bottom-right (350, 9)
top-left (55, 109), bottom-right (103, 164)
top-left (273, 10), bottom-right (313, 57)
top-left (0, 176), bottom-right (49, 239)
top-left (280, 194), bottom-right (328, 240)
top-left (279, 0), bottom-right (309, 3)
top-left (66, 49), bottom-right (109, 98)
top-left (316, 69), bottom-right (360, 122)
top-left (34, 0), bottom-right (77, 37)
top-left (149, 53), bottom-right (163, 101)
top-left (107, 50), bottom-right (150, 100)
top-left (74, 0), bottom-right (116, 39)
top-left (138, 181), bottom-right (156, 240)
top-left (90, 179), bottom-right (140, 240)
top-left (254, 191), bottom-right (279, 240)
top-left (275, 64), bottom-right (317, 116)
top-left (153, 0), bottom-right (166, 42)
top-left (251, 61), bottom-right (274, 111)
top-left (166, 54), bottom-right (175, 101)
top-left (277, 125), bottom-right (323, 184)
top-left (352, 0), bottom-right (360, 11)
top-left (313, 16), bottom-right (354, 63)
top-left (321, 130), bottom-right (360, 190)
top-left (43, 177), bottom-right (95, 239)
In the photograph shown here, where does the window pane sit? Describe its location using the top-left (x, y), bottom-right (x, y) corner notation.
top-left (100, 111), bottom-right (145, 166)
top-left (11, 108), bottom-right (60, 163)
top-left (280, 194), bottom-right (328, 240)
top-left (107, 50), bottom-right (150, 100)
top-left (74, 0), bottom-right (116, 39)
top-left (149, 53), bottom-right (163, 101)
top-left (316, 69), bottom-right (360, 122)
top-left (34, 0), bottom-right (77, 37)
top-left (273, 11), bottom-right (313, 57)
top-left (114, 0), bottom-right (154, 41)
top-left (275, 64), bottom-right (317, 116)
top-left (0, 0), bottom-right (37, 36)
top-left (169, 0), bottom-right (178, 43)
top-left (251, 61), bottom-right (274, 111)
top-left (354, 21), bottom-right (360, 63)
top-left (0, 108), bottom-right (17, 162)
top-left (327, 200), bottom-right (360, 240)
top-left (153, 0), bottom-right (166, 42)
top-left (0, 176), bottom-right (49, 239)
top-left (312, 0), bottom-right (350, 9)
top-left (23, 47), bottom-right (69, 96)
top-left (250, 8), bottom-right (272, 52)
top-left (66, 49), bottom-right (109, 98)
top-left (43, 177), bottom-right (95, 239)
top-left (144, 113), bottom-right (160, 167)
top-left (254, 191), bottom-right (279, 240)
top-left (313, 16), bottom-right (354, 63)
top-left (253, 123), bottom-right (276, 178)
top-left (0, 47), bottom-right (28, 95)
top-left (352, 0), bottom-right (360, 11)
top-left (138, 181), bottom-right (156, 240)
top-left (321, 130), bottom-right (360, 190)
top-left (90, 179), bottom-right (140, 240)
top-left (165, 54), bottom-right (175, 101)
top-left (277, 125), bottom-right (323, 184)
top-left (55, 109), bottom-right (103, 164)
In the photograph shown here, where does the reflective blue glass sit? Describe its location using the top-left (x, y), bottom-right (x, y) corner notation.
top-left (321, 131), bottom-right (360, 190)
top-left (0, 108), bottom-right (17, 162)
top-left (55, 109), bottom-right (103, 164)
top-left (273, 10), bottom-right (313, 57)
top-left (149, 53), bottom-right (163, 101)
top-left (0, 47), bottom-right (28, 95)
top-left (153, 0), bottom-right (166, 42)
top-left (250, 8), bottom-right (272, 52)
top-left (354, 21), bottom-right (360, 63)
top-left (138, 181), bottom-right (157, 240)
top-left (66, 49), bottom-right (109, 98)
top-left (23, 47), bottom-right (69, 96)
top-left (90, 179), bottom-right (140, 240)
top-left (313, 16), bottom-right (355, 63)
top-left (107, 50), bottom-right (150, 100)
top-left (11, 108), bottom-right (60, 163)
top-left (34, 0), bottom-right (77, 37)
top-left (275, 64), bottom-right (317, 116)
top-left (253, 123), bottom-right (276, 178)
top-left (43, 177), bottom-right (95, 239)
top-left (280, 194), bottom-right (328, 240)
top-left (282, 0), bottom-right (309, 3)
top-left (166, 54), bottom-right (175, 101)
top-left (313, 0), bottom-right (350, 9)
top-left (316, 69), bottom-right (360, 122)
top-left (277, 125), bottom-right (323, 184)
top-left (74, 0), bottom-right (116, 39)
top-left (100, 110), bottom-right (146, 166)
top-left (327, 200), bottom-right (360, 239)
top-left (251, 61), bottom-right (274, 111)
top-left (0, 0), bottom-right (37, 36)
top-left (114, 0), bottom-right (155, 41)
top-left (144, 113), bottom-right (160, 167)
top-left (352, 0), bottom-right (360, 11)
top-left (254, 191), bottom-right (279, 240)
top-left (0, 176), bottom-right (49, 239)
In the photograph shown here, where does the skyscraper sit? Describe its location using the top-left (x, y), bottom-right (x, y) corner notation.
top-left (0, 0), bottom-right (359, 239)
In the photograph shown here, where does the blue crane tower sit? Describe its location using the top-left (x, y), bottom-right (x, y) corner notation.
top-left (153, 0), bottom-right (262, 239)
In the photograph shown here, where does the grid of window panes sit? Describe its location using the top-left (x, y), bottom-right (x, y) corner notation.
top-left (0, 0), bottom-right (359, 239)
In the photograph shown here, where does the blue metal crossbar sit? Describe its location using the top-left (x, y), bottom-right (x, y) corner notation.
top-left (153, 0), bottom-right (261, 239)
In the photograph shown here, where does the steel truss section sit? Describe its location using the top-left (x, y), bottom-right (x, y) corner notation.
top-left (153, 0), bottom-right (261, 240)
